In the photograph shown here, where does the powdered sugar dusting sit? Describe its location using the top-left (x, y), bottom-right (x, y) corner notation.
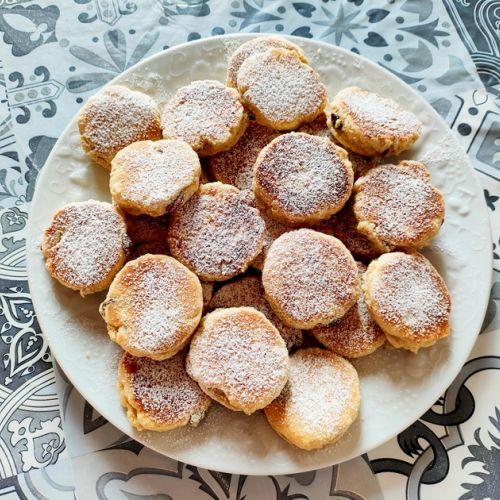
top-left (161, 80), bottom-right (247, 154)
top-left (120, 350), bottom-right (210, 426)
top-left (42, 201), bottom-right (127, 289)
top-left (354, 162), bottom-right (444, 247)
top-left (79, 85), bottom-right (161, 156)
top-left (337, 87), bottom-right (421, 138)
top-left (263, 229), bottom-right (359, 325)
top-left (168, 183), bottom-right (265, 280)
top-left (237, 49), bottom-right (327, 127)
top-left (226, 36), bottom-right (307, 88)
top-left (105, 255), bottom-right (201, 355)
top-left (255, 133), bottom-right (353, 221)
top-left (368, 253), bottom-right (451, 336)
top-left (187, 307), bottom-right (289, 412)
top-left (209, 275), bottom-right (302, 350)
top-left (111, 140), bottom-right (200, 214)
top-left (208, 121), bottom-right (279, 191)
top-left (267, 349), bottom-right (359, 445)
top-left (312, 263), bottom-right (385, 358)
top-left (297, 113), bottom-right (379, 177)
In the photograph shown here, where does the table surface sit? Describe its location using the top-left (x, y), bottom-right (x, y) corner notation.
top-left (0, 1), bottom-right (499, 499)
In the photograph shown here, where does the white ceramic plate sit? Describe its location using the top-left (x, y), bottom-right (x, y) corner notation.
top-left (27, 34), bottom-right (491, 475)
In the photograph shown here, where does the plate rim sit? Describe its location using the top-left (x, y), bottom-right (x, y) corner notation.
top-left (26, 33), bottom-right (493, 475)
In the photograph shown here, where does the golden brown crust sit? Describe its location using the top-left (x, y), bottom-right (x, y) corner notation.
top-left (78, 85), bottom-right (161, 169)
top-left (167, 182), bottom-right (265, 281)
top-left (353, 161), bottom-right (445, 252)
top-left (100, 254), bottom-right (203, 360)
top-left (264, 348), bottom-right (360, 450)
top-left (237, 48), bottom-right (327, 130)
top-left (110, 139), bottom-right (201, 217)
top-left (226, 36), bottom-right (308, 88)
top-left (41, 200), bottom-right (129, 295)
top-left (254, 133), bottom-right (353, 225)
top-left (161, 80), bottom-right (249, 156)
top-left (118, 350), bottom-right (211, 431)
top-left (311, 263), bottom-right (385, 358)
top-left (209, 274), bottom-right (303, 351)
top-left (329, 86), bottom-right (422, 156)
top-left (186, 307), bottom-right (289, 414)
top-left (363, 252), bottom-right (451, 353)
top-left (262, 229), bottom-right (360, 329)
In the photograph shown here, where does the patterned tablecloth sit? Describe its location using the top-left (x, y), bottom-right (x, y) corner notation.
top-left (0, 0), bottom-right (499, 498)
